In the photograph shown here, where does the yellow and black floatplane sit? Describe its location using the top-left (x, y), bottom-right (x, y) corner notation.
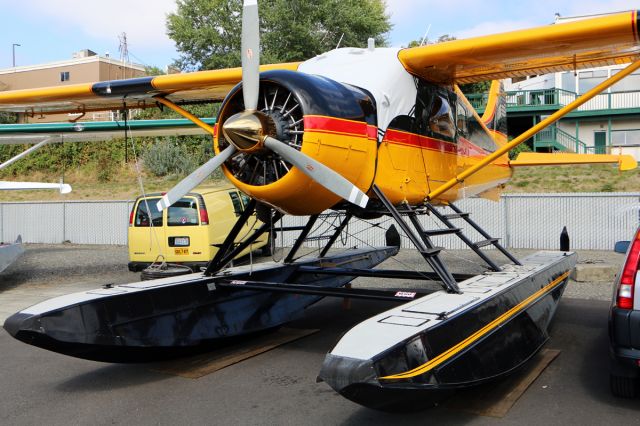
top-left (2, 1), bottom-right (639, 410)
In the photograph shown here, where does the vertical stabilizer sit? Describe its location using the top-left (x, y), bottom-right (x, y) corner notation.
top-left (481, 80), bottom-right (508, 144)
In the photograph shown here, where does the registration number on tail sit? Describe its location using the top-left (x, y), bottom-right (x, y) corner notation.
top-left (174, 248), bottom-right (189, 255)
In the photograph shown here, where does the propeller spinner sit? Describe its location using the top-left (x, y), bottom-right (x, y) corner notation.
top-left (157, 0), bottom-right (369, 212)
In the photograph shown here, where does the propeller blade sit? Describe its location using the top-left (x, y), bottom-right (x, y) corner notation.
top-left (241, 0), bottom-right (260, 110)
top-left (263, 136), bottom-right (369, 208)
top-left (157, 145), bottom-right (237, 211)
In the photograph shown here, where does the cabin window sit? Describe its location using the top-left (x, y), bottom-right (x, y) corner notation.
top-left (456, 103), bottom-right (470, 138)
top-left (60, 71), bottom-right (70, 82)
top-left (414, 80), bottom-right (457, 142)
top-left (134, 198), bottom-right (163, 227)
top-left (457, 99), bottom-right (499, 153)
top-left (167, 197), bottom-right (199, 226)
top-left (428, 95), bottom-right (456, 139)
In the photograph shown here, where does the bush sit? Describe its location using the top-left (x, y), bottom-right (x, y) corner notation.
top-left (143, 139), bottom-right (196, 177)
top-left (508, 140), bottom-right (533, 160)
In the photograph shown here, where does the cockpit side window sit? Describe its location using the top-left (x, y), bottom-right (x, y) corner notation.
top-left (428, 95), bottom-right (456, 139)
top-left (414, 79), bottom-right (457, 142)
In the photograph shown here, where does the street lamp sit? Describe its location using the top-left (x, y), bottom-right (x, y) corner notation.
top-left (12, 43), bottom-right (20, 67)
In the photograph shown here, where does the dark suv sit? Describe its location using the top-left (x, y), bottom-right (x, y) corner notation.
top-left (609, 226), bottom-right (640, 397)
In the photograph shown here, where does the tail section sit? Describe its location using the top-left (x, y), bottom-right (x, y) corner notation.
top-left (481, 80), bottom-right (507, 145)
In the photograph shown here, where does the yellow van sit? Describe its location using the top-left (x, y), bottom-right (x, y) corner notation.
top-left (127, 186), bottom-right (269, 272)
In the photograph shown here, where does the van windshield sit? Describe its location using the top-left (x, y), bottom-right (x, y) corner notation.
top-left (168, 197), bottom-right (199, 226)
top-left (135, 198), bottom-right (163, 227)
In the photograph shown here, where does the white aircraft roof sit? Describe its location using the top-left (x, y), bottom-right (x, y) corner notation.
top-left (298, 47), bottom-right (417, 133)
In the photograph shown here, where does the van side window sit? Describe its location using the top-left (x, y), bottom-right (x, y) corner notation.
top-left (229, 191), bottom-right (244, 216)
top-left (167, 197), bottom-right (199, 226)
top-left (135, 198), bottom-right (163, 227)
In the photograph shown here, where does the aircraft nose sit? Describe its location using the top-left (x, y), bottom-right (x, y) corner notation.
top-left (3, 311), bottom-right (36, 339)
top-left (318, 353), bottom-right (378, 393)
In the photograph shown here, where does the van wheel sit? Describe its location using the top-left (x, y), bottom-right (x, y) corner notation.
top-left (140, 264), bottom-right (193, 281)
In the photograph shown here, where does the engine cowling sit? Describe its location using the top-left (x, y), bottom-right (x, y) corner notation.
top-left (215, 70), bottom-right (378, 215)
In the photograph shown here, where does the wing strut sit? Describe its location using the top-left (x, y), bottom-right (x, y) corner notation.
top-left (427, 59), bottom-right (640, 201)
top-left (0, 137), bottom-right (53, 170)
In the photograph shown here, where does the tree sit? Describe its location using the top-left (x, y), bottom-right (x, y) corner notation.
top-left (0, 112), bottom-right (17, 124)
top-left (167, 0), bottom-right (392, 71)
top-left (144, 65), bottom-right (166, 76)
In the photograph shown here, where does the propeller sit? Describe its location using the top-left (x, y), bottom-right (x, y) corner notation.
top-left (157, 145), bottom-right (236, 211)
top-left (157, 0), bottom-right (369, 211)
top-left (241, 0), bottom-right (260, 111)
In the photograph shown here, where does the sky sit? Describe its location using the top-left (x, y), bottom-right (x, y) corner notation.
top-left (1, 0), bottom-right (639, 70)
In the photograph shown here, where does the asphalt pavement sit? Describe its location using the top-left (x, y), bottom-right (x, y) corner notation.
top-left (0, 244), bottom-right (637, 425)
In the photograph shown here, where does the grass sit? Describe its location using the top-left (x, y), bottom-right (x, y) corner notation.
top-left (0, 163), bottom-right (195, 202)
top-left (0, 163), bottom-right (638, 202)
top-left (504, 164), bottom-right (640, 193)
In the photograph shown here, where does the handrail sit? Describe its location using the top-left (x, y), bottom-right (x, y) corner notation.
top-left (468, 87), bottom-right (640, 112)
top-left (534, 124), bottom-right (590, 153)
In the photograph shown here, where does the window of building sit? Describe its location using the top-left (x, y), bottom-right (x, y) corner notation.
top-left (611, 129), bottom-right (640, 146)
top-left (611, 69), bottom-right (640, 93)
top-left (578, 70), bottom-right (607, 94)
top-left (60, 71), bottom-right (70, 82)
top-left (561, 72), bottom-right (576, 92)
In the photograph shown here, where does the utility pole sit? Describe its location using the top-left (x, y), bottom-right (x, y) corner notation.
top-left (12, 43), bottom-right (20, 67)
top-left (118, 33), bottom-right (129, 79)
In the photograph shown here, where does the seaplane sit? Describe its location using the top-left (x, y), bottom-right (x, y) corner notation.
top-left (2, 2), bottom-right (639, 411)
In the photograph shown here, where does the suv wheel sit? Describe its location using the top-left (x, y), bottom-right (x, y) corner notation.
top-left (610, 373), bottom-right (637, 398)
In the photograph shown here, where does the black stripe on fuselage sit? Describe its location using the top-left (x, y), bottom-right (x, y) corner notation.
top-left (92, 77), bottom-right (155, 97)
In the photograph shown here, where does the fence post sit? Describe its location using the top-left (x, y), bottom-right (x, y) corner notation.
top-left (62, 201), bottom-right (66, 243)
top-left (503, 195), bottom-right (511, 248)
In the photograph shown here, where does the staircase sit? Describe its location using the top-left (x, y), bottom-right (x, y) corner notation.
top-left (533, 125), bottom-right (590, 153)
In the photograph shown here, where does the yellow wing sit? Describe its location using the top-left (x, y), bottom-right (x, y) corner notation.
top-left (399, 11), bottom-right (640, 84)
top-left (510, 152), bottom-right (637, 171)
top-left (0, 63), bottom-right (299, 116)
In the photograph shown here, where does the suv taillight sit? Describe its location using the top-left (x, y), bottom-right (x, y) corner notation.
top-left (200, 208), bottom-right (209, 225)
top-left (129, 208), bottom-right (135, 227)
top-left (617, 229), bottom-right (640, 309)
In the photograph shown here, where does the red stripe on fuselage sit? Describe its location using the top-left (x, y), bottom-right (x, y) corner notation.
top-left (383, 129), bottom-right (457, 154)
top-left (304, 115), bottom-right (377, 140)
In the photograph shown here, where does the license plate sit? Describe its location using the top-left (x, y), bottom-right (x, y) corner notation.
top-left (174, 248), bottom-right (189, 255)
top-left (174, 237), bottom-right (189, 246)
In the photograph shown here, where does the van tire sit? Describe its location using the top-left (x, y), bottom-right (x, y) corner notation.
top-left (140, 264), bottom-right (193, 281)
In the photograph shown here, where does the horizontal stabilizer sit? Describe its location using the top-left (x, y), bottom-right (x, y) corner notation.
top-left (510, 152), bottom-right (637, 171)
top-left (0, 181), bottom-right (72, 193)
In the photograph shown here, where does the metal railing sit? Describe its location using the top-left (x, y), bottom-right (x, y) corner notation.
top-left (468, 88), bottom-right (640, 113)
